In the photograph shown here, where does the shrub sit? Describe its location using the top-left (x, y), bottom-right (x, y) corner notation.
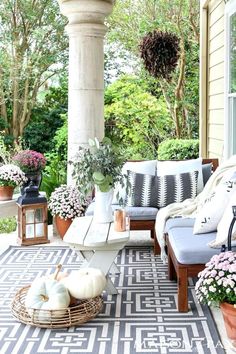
top-left (105, 75), bottom-right (174, 159)
top-left (0, 217), bottom-right (17, 233)
top-left (157, 139), bottom-right (199, 160)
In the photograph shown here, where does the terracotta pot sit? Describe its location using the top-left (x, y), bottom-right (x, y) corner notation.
top-left (0, 186), bottom-right (14, 201)
top-left (54, 215), bottom-right (72, 239)
top-left (220, 302), bottom-right (236, 340)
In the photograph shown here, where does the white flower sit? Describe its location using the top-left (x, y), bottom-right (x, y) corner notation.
top-left (0, 164), bottom-right (27, 187)
top-left (48, 184), bottom-right (86, 220)
top-left (195, 250), bottom-right (236, 306)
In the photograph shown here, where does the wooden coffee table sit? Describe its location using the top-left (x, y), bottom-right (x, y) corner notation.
top-left (63, 216), bottom-right (130, 295)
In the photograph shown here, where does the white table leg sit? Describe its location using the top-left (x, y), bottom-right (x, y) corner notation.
top-left (82, 251), bottom-right (120, 275)
top-left (83, 250), bottom-right (120, 295)
top-left (109, 262), bottom-right (120, 274)
top-left (105, 277), bottom-right (118, 295)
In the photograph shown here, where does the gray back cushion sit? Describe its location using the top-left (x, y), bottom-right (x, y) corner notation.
top-left (202, 163), bottom-right (212, 186)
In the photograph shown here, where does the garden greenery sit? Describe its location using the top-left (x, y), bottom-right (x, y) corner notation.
top-left (71, 137), bottom-right (126, 202)
top-left (0, 217), bottom-right (17, 234)
top-left (157, 139), bottom-right (199, 160)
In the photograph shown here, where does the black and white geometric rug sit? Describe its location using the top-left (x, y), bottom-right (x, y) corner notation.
top-left (0, 246), bottom-right (225, 354)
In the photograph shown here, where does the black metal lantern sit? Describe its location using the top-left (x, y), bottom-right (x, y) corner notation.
top-left (221, 205), bottom-right (236, 252)
top-left (16, 183), bottom-right (49, 246)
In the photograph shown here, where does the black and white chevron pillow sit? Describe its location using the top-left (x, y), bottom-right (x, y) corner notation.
top-left (126, 170), bottom-right (199, 208)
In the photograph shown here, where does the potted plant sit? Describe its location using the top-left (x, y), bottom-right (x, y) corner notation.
top-left (71, 137), bottom-right (126, 223)
top-left (195, 251), bottom-right (236, 341)
top-left (48, 184), bottom-right (86, 238)
top-left (0, 164), bottom-right (27, 200)
top-left (13, 150), bottom-right (46, 192)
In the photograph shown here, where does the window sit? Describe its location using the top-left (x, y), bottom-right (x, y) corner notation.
top-left (225, 0), bottom-right (236, 158)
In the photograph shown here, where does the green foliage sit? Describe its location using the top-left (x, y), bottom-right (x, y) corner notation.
top-left (23, 77), bottom-right (68, 153)
top-left (40, 116), bottom-right (68, 200)
top-left (0, 0), bottom-right (68, 138)
top-left (53, 118), bottom-right (68, 161)
top-left (71, 138), bottom-right (126, 200)
top-left (40, 114), bottom-right (68, 218)
top-left (107, 0), bottom-right (200, 139)
top-left (0, 134), bottom-right (24, 165)
top-left (23, 108), bottom-right (65, 153)
top-left (41, 152), bottom-right (67, 198)
top-left (0, 217), bottom-right (17, 234)
top-left (157, 139), bottom-right (199, 160)
top-left (105, 75), bottom-right (174, 159)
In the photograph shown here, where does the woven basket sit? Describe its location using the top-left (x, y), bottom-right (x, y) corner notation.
top-left (11, 285), bottom-right (103, 328)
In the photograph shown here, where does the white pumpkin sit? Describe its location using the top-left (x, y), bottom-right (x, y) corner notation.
top-left (61, 268), bottom-right (107, 299)
top-left (25, 277), bottom-right (70, 320)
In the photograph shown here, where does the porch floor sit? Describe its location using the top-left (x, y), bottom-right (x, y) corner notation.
top-left (0, 228), bottom-right (233, 353)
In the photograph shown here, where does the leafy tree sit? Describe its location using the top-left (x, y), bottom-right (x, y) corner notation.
top-left (0, 0), bottom-right (68, 139)
top-left (104, 43), bottom-right (138, 86)
top-left (23, 76), bottom-right (68, 153)
top-left (107, 0), bottom-right (200, 138)
top-left (105, 75), bottom-right (173, 159)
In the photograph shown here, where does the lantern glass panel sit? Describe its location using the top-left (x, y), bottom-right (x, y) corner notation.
top-left (35, 208), bottom-right (43, 223)
top-left (26, 224), bottom-right (34, 238)
top-left (26, 210), bottom-right (34, 224)
top-left (36, 223), bottom-right (44, 237)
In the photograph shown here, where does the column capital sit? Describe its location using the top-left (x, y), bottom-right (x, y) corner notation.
top-left (57, 0), bottom-right (114, 26)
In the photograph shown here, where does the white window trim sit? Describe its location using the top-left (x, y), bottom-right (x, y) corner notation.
top-left (224, 0), bottom-right (236, 159)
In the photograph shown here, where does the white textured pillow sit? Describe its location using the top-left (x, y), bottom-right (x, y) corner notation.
top-left (193, 176), bottom-right (236, 234)
top-left (209, 190), bottom-right (236, 248)
top-left (113, 160), bottom-right (157, 204)
top-left (156, 158), bottom-right (203, 194)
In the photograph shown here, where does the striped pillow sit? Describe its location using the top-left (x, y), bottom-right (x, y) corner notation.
top-left (126, 170), bottom-right (199, 208)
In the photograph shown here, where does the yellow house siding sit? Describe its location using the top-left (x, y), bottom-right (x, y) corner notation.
top-left (204, 0), bottom-right (225, 160)
top-left (209, 93), bottom-right (224, 109)
top-left (209, 78), bottom-right (224, 95)
top-left (208, 108), bottom-right (224, 123)
top-left (209, 16), bottom-right (224, 40)
top-left (209, 47), bottom-right (224, 68)
top-left (208, 61), bottom-right (224, 81)
top-left (209, 31), bottom-right (224, 53)
top-left (208, 138), bottom-right (224, 157)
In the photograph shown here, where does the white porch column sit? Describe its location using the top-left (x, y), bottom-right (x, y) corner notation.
top-left (57, 0), bottom-right (114, 183)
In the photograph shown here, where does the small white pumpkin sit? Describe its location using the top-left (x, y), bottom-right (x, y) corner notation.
top-left (61, 268), bottom-right (107, 299)
top-left (25, 277), bottom-right (70, 320)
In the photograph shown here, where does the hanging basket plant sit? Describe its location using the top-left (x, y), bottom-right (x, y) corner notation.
top-left (140, 30), bottom-right (180, 80)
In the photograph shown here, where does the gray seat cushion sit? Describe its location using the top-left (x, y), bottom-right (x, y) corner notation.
top-left (85, 202), bottom-right (158, 220)
top-left (164, 217), bottom-right (195, 233)
top-left (168, 227), bottom-right (226, 264)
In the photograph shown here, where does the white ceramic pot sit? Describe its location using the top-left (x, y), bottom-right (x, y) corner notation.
top-left (94, 188), bottom-right (113, 223)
